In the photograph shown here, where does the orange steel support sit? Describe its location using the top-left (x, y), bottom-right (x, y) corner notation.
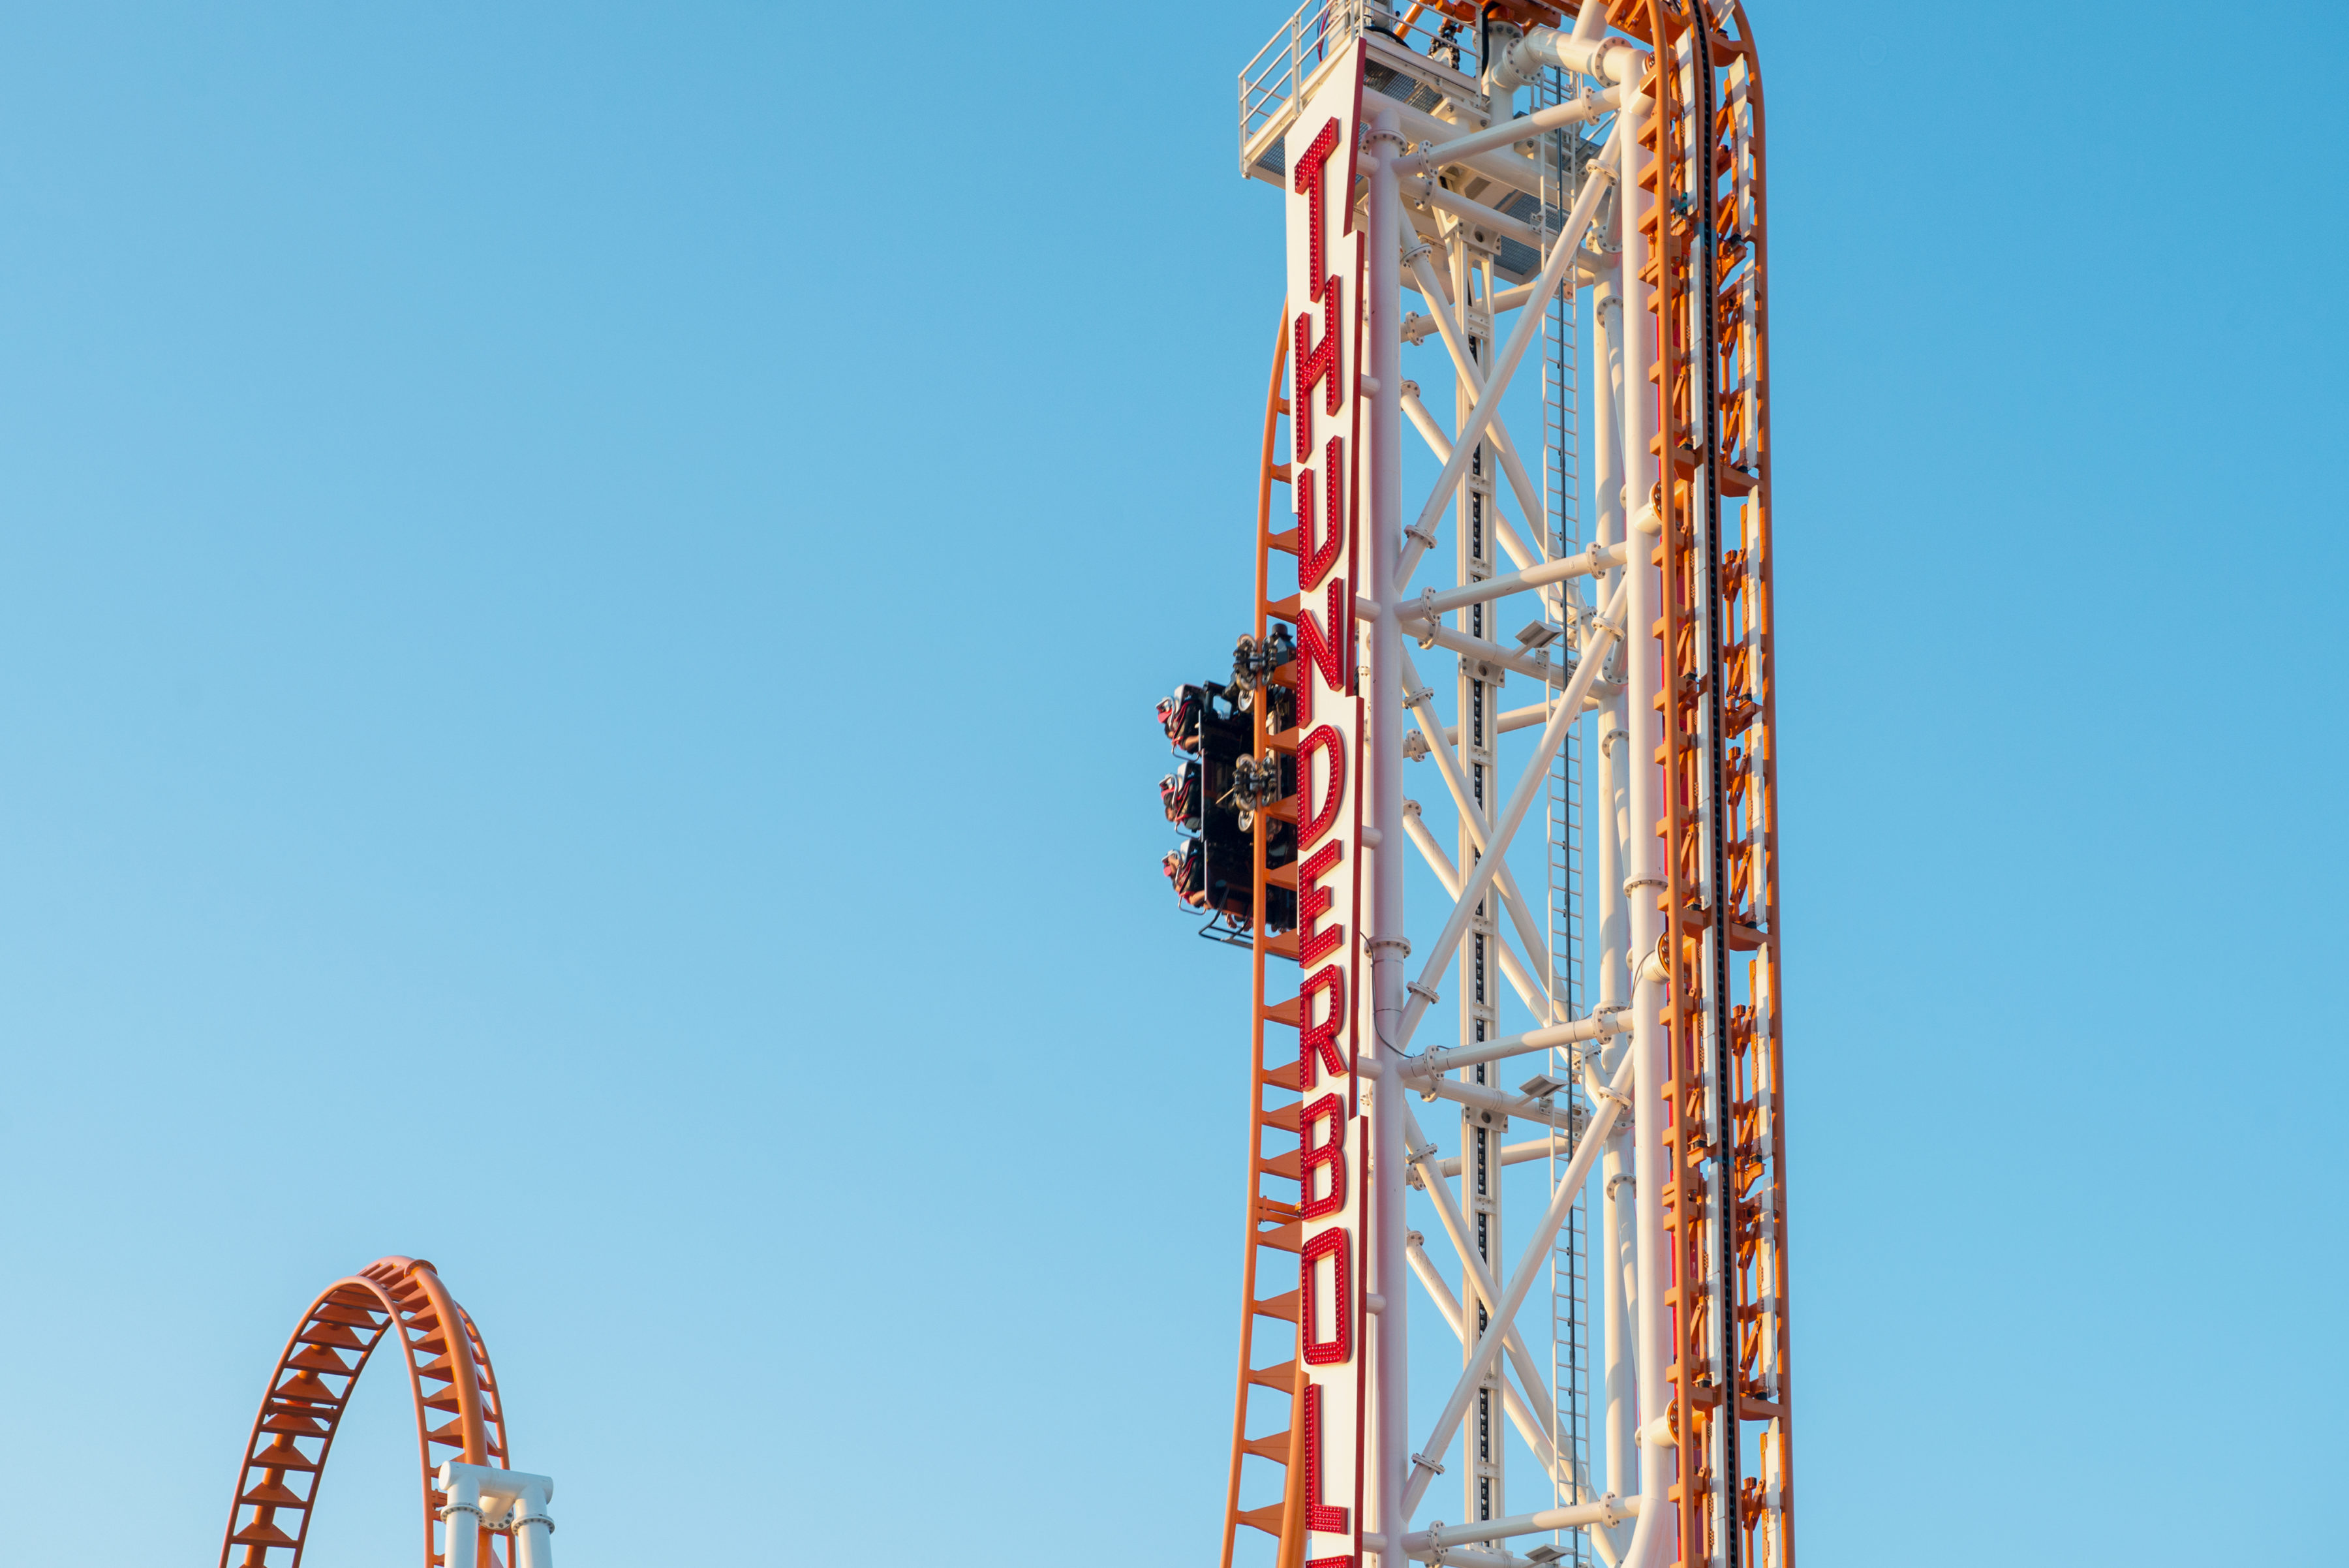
top-left (1622, 3), bottom-right (1794, 1566)
top-left (217, 1257), bottom-right (515, 1568)
top-left (1218, 308), bottom-right (1313, 1568)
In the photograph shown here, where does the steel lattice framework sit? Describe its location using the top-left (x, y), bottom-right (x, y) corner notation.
top-left (1187, 4), bottom-right (1789, 1568)
top-left (217, 1257), bottom-right (552, 1568)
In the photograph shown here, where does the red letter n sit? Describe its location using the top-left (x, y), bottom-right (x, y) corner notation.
top-left (1293, 577), bottom-right (1349, 731)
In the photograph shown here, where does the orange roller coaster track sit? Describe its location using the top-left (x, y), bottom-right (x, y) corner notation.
top-left (218, 1256), bottom-right (515, 1568)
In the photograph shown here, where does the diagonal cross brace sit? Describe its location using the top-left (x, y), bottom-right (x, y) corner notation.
top-left (1400, 803), bottom-right (1549, 1020)
top-left (1397, 369), bottom-right (1557, 605)
top-left (1395, 577), bottom-right (1627, 1053)
top-left (1402, 1232), bottom-right (1572, 1494)
top-left (1400, 1049), bottom-right (1635, 1520)
top-left (1403, 1100), bottom-right (1586, 1493)
top-left (1398, 647), bottom-right (1554, 1000)
top-left (1402, 123), bottom-right (1621, 571)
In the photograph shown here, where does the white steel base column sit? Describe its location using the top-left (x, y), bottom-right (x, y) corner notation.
top-left (437, 1464), bottom-right (556, 1568)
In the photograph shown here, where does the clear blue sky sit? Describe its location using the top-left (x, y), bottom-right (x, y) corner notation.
top-left (0, 3), bottom-right (2341, 1563)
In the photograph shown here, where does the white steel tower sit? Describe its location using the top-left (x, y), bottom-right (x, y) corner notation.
top-left (1161, 5), bottom-right (1790, 1568)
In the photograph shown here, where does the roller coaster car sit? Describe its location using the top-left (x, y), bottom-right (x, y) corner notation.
top-left (1155, 680), bottom-right (1297, 934)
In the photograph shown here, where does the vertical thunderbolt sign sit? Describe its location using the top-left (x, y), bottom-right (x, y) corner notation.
top-left (1285, 41), bottom-right (1365, 1568)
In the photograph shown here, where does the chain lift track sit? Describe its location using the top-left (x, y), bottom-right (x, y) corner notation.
top-left (1190, 5), bottom-right (1792, 1568)
top-left (217, 1257), bottom-right (515, 1568)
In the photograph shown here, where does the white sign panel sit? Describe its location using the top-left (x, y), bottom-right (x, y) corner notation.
top-left (1283, 39), bottom-right (1365, 1568)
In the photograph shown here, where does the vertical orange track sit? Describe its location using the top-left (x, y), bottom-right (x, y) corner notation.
top-left (1219, 309), bottom-right (1311, 1568)
top-left (1623, 3), bottom-right (1794, 1565)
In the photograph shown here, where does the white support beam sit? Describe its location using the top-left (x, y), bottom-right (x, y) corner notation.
top-left (1405, 1496), bottom-right (1640, 1556)
top-left (1399, 1546), bottom-right (1524, 1568)
top-left (1396, 209), bottom-right (1486, 458)
top-left (1492, 266), bottom-right (1622, 316)
top-left (1413, 179), bottom-right (1544, 251)
top-left (1399, 785), bottom-right (1552, 1016)
top-left (1430, 1132), bottom-right (1567, 1180)
top-left (1410, 544), bottom-right (1626, 620)
top-left (1362, 106), bottom-right (1413, 1568)
top-left (1355, 91), bottom-right (1550, 200)
top-left (1394, 87), bottom-right (1620, 175)
top-left (1430, 692), bottom-right (1620, 752)
top-left (1409, 617), bottom-right (1564, 688)
top-left (1415, 1073), bottom-right (1576, 1132)
top-left (1505, 25), bottom-right (1648, 89)
top-left (1370, 598), bottom-right (1576, 690)
top-left (1401, 1013), bottom-right (1623, 1084)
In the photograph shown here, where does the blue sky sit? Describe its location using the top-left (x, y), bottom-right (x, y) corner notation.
top-left (0, 2), bottom-right (2341, 1564)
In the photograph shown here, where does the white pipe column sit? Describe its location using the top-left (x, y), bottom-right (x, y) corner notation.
top-left (438, 1466), bottom-right (484, 1568)
top-left (510, 1483), bottom-right (556, 1568)
top-left (1610, 61), bottom-right (1674, 1568)
top-left (1365, 102), bottom-right (1413, 1568)
top-left (1591, 248), bottom-right (1636, 1507)
top-left (1601, 1118), bottom-right (1633, 1493)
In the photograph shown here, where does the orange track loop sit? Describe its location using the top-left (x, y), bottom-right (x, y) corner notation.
top-left (219, 1257), bottom-right (512, 1568)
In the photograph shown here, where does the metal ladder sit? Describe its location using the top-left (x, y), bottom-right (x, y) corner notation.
top-left (1537, 52), bottom-right (1591, 1566)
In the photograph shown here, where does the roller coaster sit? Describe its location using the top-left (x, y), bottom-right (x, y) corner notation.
top-left (1158, 3), bottom-right (1790, 1566)
top-left (207, 7), bottom-right (1789, 1568)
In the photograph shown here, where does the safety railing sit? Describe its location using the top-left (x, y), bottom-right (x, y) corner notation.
top-left (1238, 0), bottom-right (1493, 177)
